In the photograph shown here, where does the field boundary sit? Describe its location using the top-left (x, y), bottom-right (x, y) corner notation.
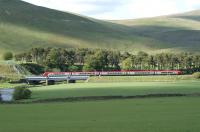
top-left (1, 93), bottom-right (200, 104)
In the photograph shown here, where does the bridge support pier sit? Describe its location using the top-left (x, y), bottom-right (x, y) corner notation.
top-left (46, 79), bottom-right (48, 86)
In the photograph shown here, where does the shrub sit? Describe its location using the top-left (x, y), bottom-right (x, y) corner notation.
top-left (20, 63), bottom-right (45, 75)
top-left (3, 52), bottom-right (13, 60)
top-left (193, 72), bottom-right (200, 79)
top-left (83, 65), bottom-right (95, 72)
top-left (13, 86), bottom-right (32, 100)
top-left (68, 65), bottom-right (79, 72)
top-left (52, 68), bottom-right (61, 72)
top-left (44, 67), bottom-right (61, 72)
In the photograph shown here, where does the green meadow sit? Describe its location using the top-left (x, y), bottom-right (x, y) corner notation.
top-left (88, 75), bottom-right (194, 82)
top-left (1, 78), bottom-right (200, 132)
top-left (28, 81), bottom-right (200, 101)
top-left (0, 97), bottom-right (200, 132)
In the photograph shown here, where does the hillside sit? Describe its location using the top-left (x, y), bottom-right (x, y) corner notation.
top-left (111, 10), bottom-right (200, 52)
top-left (0, 0), bottom-right (156, 54)
top-left (0, 0), bottom-right (199, 57)
top-left (0, 61), bottom-right (31, 80)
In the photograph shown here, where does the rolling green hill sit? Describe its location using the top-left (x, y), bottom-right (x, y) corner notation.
top-left (0, 0), bottom-right (199, 57)
top-left (111, 10), bottom-right (200, 52)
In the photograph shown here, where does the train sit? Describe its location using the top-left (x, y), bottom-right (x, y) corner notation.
top-left (42, 70), bottom-right (182, 77)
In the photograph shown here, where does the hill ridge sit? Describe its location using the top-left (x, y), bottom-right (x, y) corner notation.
top-left (0, 0), bottom-right (199, 57)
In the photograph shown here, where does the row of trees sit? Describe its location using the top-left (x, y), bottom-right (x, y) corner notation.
top-left (122, 52), bottom-right (200, 70)
top-left (15, 47), bottom-right (200, 72)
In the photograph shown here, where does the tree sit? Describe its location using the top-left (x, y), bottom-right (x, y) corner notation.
top-left (75, 48), bottom-right (90, 65)
top-left (3, 52), bottom-right (13, 60)
top-left (45, 48), bottom-right (66, 70)
top-left (84, 55), bottom-right (99, 71)
top-left (185, 55), bottom-right (193, 69)
top-left (94, 49), bottom-right (109, 69)
top-left (83, 50), bottom-right (109, 71)
top-left (137, 51), bottom-right (148, 69)
top-left (171, 55), bottom-right (179, 70)
top-left (155, 53), bottom-right (165, 70)
top-left (107, 51), bottom-right (121, 70)
top-left (147, 55), bottom-right (156, 70)
top-left (121, 52), bottom-right (131, 61)
top-left (163, 53), bottom-right (172, 69)
top-left (65, 49), bottom-right (76, 66)
top-left (193, 55), bottom-right (200, 68)
top-left (14, 47), bottom-right (200, 72)
top-left (121, 58), bottom-right (133, 70)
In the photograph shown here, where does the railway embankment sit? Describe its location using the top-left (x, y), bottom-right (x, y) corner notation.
top-left (88, 75), bottom-right (194, 83)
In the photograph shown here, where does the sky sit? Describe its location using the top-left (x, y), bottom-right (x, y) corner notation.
top-left (22, 0), bottom-right (200, 20)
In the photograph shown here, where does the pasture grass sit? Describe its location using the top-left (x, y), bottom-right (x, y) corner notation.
top-left (0, 83), bottom-right (28, 89)
top-left (29, 81), bottom-right (200, 101)
top-left (0, 97), bottom-right (200, 132)
top-left (89, 75), bottom-right (194, 82)
top-left (1, 79), bottom-right (200, 132)
top-left (0, 63), bottom-right (23, 86)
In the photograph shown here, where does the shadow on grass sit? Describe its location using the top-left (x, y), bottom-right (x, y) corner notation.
top-left (2, 93), bottom-right (200, 104)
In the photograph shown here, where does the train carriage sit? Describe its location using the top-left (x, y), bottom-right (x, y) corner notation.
top-left (42, 70), bottom-right (182, 77)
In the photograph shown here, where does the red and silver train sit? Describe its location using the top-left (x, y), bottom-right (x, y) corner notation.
top-left (43, 70), bottom-right (182, 77)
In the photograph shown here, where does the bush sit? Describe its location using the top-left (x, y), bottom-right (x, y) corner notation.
top-left (20, 63), bottom-right (45, 75)
top-left (52, 68), bottom-right (61, 72)
top-left (193, 72), bottom-right (200, 79)
top-left (68, 65), bottom-right (79, 72)
top-left (44, 67), bottom-right (61, 72)
top-left (13, 86), bottom-right (32, 100)
top-left (83, 65), bottom-right (95, 72)
top-left (3, 52), bottom-right (13, 60)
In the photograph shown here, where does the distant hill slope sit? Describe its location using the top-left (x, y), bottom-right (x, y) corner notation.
top-left (0, 0), bottom-right (199, 57)
top-left (111, 10), bottom-right (200, 52)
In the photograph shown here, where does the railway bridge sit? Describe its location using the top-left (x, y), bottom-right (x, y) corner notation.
top-left (25, 76), bottom-right (89, 85)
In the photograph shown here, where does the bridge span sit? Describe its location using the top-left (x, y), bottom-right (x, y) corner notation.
top-left (25, 76), bottom-right (89, 85)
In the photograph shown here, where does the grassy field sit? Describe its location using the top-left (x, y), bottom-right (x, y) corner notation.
top-left (1, 97), bottom-right (200, 132)
top-left (1, 79), bottom-right (200, 132)
top-left (88, 75), bottom-right (194, 83)
top-left (29, 81), bottom-right (200, 101)
top-left (0, 83), bottom-right (27, 89)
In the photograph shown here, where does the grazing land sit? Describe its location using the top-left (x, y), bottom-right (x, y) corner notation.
top-left (88, 75), bottom-right (194, 83)
top-left (1, 79), bottom-right (200, 132)
top-left (28, 81), bottom-right (200, 102)
top-left (0, 83), bottom-right (27, 89)
top-left (0, 97), bottom-right (200, 132)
